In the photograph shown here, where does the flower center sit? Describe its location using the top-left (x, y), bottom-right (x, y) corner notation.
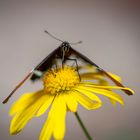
top-left (43, 66), bottom-right (80, 94)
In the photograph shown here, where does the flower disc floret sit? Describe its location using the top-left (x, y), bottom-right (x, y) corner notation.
top-left (43, 66), bottom-right (80, 94)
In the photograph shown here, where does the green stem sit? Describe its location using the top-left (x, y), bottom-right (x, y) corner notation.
top-left (75, 112), bottom-right (93, 140)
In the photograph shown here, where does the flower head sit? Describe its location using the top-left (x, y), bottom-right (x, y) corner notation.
top-left (10, 65), bottom-right (134, 140)
top-left (43, 66), bottom-right (80, 94)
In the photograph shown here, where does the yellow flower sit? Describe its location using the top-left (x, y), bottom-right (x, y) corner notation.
top-left (10, 66), bottom-right (134, 140)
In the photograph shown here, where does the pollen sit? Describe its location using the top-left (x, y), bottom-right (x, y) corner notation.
top-left (43, 66), bottom-right (80, 94)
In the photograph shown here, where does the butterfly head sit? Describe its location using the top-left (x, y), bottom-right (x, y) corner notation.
top-left (60, 41), bottom-right (71, 52)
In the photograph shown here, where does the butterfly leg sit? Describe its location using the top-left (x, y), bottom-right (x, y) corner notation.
top-left (65, 58), bottom-right (81, 81)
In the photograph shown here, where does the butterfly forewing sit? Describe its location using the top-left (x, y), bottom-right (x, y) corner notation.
top-left (31, 46), bottom-right (133, 96)
top-left (70, 47), bottom-right (133, 95)
top-left (30, 47), bottom-right (60, 81)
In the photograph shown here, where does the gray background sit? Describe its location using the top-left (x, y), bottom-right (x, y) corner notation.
top-left (0, 0), bottom-right (140, 140)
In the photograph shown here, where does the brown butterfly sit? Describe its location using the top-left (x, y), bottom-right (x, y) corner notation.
top-left (2, 31), bottom-right (132, 104)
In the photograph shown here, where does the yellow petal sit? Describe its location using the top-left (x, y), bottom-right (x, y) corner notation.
top-left (107, 72), bottom-right (122, 82)
top-left (74, 86), bottom-right (102, 109)
top-left (78, 86), bottom-right (124, 105)
top-left (53, 95), bottom-right (66, 140)
top-left (39, 115), bottom-right (54, 140)
top-left (80, 72), bottom-right (104, 80)
top-left (73, 91), bottom-right (101, 110)
top-left (64, 92), bottom-right (78, 112)
top-left (80, 83), bottom-right (134, 94)
top-left (10, 90), bottom-right (48, 134)
top-left (36, 94), bottom-right (54, 117)
top-left (10, 102), bottom-right (40, 134)
top-left (40, 94), bottom-right (66, 140)
top-left (78, 85), bottom-right (120, 106)
top-left (109, 98), bottom-right (117, 106)
top-left (10, 90), bottom-right (44, 116)
top-left (80, 71), bottom-right (122, 82)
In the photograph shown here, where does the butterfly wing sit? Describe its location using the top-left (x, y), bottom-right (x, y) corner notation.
top-left (70, 47), bottom-right (132, 95)
top-left (30, 47), bottom-right (60, 81)
top-left (2, 47), bottom-right (60, 104)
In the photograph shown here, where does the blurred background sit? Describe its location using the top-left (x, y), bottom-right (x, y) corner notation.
top-left (0, 0), bottom-right (140, 140)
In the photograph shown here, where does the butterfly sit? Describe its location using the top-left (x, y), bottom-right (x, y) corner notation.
top-left (2, 30), bottom-right (132, 104)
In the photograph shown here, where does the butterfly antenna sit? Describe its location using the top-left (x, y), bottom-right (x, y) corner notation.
top-left (44, 30), bottom-right (63, 42)
top-left (69, 40), bottom-right (82, 45)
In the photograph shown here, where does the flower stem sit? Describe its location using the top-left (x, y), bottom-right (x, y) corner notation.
top-left (75, 112), bottom-right (93, 140)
